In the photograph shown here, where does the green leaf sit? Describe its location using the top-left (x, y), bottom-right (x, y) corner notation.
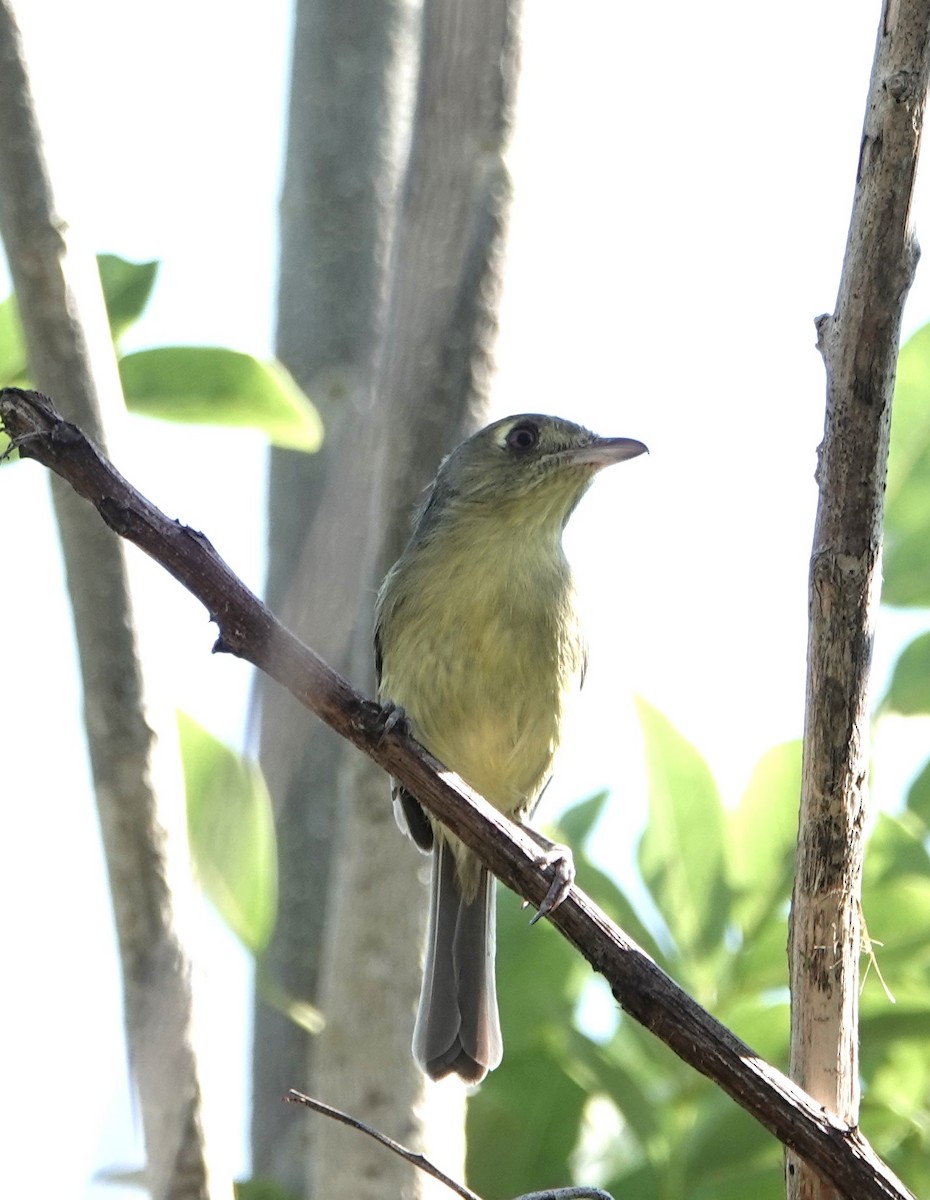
top-left (119, 346), bottom-right (323, 451)
top-left (728, 741), bottom-right (800, 933)
top-left (467, 1043), bottom-right (588, 1197)
top-left (566, 1030), bottom-right (665, 1152)
top-left (884, 631), bottom-right (930, 714)
top-left (254, 969), bottom-right (324, 1034)
top-left (0, 290), bottom-right (27, 459)
top-left (860, 815), bottom-right (930, 1012)
top-left (235, 1180), bottom-right (302, 1200)
top-left (0, 254), bottom-right (157, 392)
top-left (882, 529), bottom-right (930, 607)
top-left (178, 711), bottom-right (277, 953)
top-left (97, 252), bottom-right (159, 342)
top-left (715, 993), bottom-right (789, 1066)
top-left (0, 293), bottom-right (27, 385)
top-left (551, 792), bottom-right (670, 967)
top-left (864, 810), bottom-right (930, 887)
top-left (635, 698), bottom-right (730, 967)
top-left (563, 850), bottom-right (669, 968)
top-left (885, 323), bottom-right (930, 605)
top-left (690, 1159), bottom-right (785, 1200)
top-left (726, 912), bottom-right (792, 997)
top-left (906, 757), bottom-right (930, 830)
top-left (496, 881), bottom-right (585, 1047)
top-left (863, 1026), bottom-right (930, 1111)
top-left (556, 789), bottom-right (610, 846)
top-left (686, 1089), bottom-right (783, 1194)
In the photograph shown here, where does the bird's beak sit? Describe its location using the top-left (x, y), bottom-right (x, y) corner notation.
top-left (566, 436), bottom-right (649, 470)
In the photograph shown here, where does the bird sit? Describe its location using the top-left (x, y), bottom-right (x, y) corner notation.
top-left (374, 413), bottom-right (647, 1083)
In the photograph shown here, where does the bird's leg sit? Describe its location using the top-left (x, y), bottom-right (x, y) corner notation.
top-left (517, 823), bottom-right (575, 924)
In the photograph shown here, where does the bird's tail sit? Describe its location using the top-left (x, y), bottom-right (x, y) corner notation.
top-left (413, 839), bottom-right (503, 1082)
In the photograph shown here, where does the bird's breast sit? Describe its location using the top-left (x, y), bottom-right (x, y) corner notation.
top-left (377, 535), bottom-right (585, 818)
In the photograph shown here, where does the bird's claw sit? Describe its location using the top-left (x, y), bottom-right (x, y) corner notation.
top-left (358, 699), bottom-right (410, 741)
top-left (528, 843), bottom-right (575, 925)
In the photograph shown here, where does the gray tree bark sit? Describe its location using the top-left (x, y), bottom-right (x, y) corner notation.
top-left (0, 5), bottom-right (222, 1198)
top-left (309, 0), bottom-right (522, 1195)
top-left (255, 0), bottom-right (523, 1193)
top-left (253, 0), bottom-right (416, 1191)
top-left (788, 3), bottom-right (930, 1198)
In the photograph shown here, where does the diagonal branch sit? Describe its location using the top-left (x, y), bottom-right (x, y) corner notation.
top-left (0, 386), bottom-right (916, 1200)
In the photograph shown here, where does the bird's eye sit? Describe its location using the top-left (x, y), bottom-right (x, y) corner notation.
top-left (505, 422), bottom-right (539, 453)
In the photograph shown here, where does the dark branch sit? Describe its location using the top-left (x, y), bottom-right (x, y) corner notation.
top-left (0, 386), bottom-right (915, 1200)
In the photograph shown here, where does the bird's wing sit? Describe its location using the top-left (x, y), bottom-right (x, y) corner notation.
top-left (375, 609), bottom-right (434, 852)
top-left (393, 783), bottom-right (434, 851)
top-left (373, 619), bottom-right (384, 688)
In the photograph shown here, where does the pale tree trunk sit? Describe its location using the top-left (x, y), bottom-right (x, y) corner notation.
top-left (0, 4), bottom-right (223, 1199)
top-left (309, 0), bottom-right (522, 1196)
top-left (252, 2), bottom-right (414, 1191)
top-left (788, 4), bottom-right (930, 1199)
top-left (254, 0), bottom-right (521, 1194)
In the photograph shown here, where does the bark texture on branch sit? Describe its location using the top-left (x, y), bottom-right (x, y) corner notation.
top-left (0, 7), bottom-right (220, 1199)
top-left (789, 3), bottom-right (930, 1199)
top-left (0, 386), bottom-right (916, 1200)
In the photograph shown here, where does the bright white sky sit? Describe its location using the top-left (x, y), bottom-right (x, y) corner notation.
top-left (3, 1), bottom-right (930, 1197)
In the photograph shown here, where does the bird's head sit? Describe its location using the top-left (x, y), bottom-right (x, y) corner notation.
top-left (418, 413), bottom-right (647, 534)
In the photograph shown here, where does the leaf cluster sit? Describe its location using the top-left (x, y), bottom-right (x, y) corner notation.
top-left (469, 699), bottom-right (930, 1199)
top-left (0, 253), bottom-right (321, 457)
top-left (468, 712), bottom-right (800, 1200)
top-left (0, 249), bottom-right (326, 1021)
top-left (883, 323), bottom-right (930, 726)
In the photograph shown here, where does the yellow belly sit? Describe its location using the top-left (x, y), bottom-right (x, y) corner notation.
top-left (377, 530), bottom-right (585, 892)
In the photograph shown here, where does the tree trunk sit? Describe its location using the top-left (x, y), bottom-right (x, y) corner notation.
top-left (309, 0), bottom-right (523, 1195)
top-left (254, 0), bottom-right (522, 1192)
top-left (252, 0), bottom-right (416, 1191)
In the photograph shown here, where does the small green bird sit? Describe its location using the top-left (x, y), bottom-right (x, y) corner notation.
top-left (375, 413), bottom-right (646, 1082)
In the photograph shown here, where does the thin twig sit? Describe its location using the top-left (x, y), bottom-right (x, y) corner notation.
top-left (285, 1091), bottom-right (615, 1200)
top-left (285, 1090), bottom-right (482, 1200)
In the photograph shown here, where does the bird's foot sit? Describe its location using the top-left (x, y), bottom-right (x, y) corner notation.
top-left (519, 826), bottom-right (575, 924)
top-left (357, 698), bottom-right (410, 741)
top-left (530, 843), bottom-right (575, 923)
